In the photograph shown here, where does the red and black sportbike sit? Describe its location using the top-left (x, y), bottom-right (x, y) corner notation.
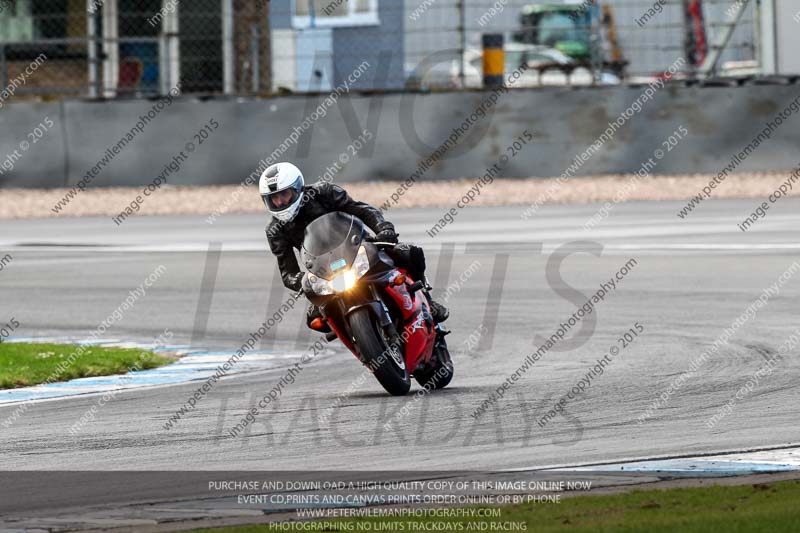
top-left (301, 212), bottom-right (453, 396)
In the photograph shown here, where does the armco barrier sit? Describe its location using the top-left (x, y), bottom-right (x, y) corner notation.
top-left (1, 82), bottom-right (800, 189)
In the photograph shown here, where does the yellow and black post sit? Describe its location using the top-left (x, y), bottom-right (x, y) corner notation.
top-left (482, 33), bottom-right (504, 88)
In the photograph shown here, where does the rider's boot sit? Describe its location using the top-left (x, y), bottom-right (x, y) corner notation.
top-left (421, 277), bottom-right (449, 323)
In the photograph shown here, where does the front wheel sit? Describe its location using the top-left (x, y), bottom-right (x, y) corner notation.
top-left (349, 308), bottom-right (410, 396)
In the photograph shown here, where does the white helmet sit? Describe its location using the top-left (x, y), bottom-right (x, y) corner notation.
top-left (259, 162), bottom-right (305, 222)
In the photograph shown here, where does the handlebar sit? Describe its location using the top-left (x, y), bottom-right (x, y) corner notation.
top-left (365, 240), bottom-right (397, 249)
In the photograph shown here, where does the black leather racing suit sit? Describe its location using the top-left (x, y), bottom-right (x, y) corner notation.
top-left (266, 183), bottom-right (395, 294)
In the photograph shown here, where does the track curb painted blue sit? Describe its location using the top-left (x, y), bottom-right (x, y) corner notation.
top-left (0, 337), bottom-right (304, 405)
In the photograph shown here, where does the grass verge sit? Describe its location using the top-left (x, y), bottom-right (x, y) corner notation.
top-left (189, 479), bottom-right (800, 533)
top-left (0, 342), bottom-right (173, 388)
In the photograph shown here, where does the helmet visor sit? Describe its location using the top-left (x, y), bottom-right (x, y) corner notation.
top-left (263, 177), bottom-right (303, 212)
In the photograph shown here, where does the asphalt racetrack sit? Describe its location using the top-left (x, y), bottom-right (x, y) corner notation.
top-left (2, 197), bottom-right (799, 468)
top-left (1, 198), bottom-right (799, 526)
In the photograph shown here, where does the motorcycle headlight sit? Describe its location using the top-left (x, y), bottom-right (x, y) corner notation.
top-left (307, 272), bottom-right (334, 295)
top-left (331, 269), bottom-right (357, 293)
top-left (329, 247), bottom-right (370, 293)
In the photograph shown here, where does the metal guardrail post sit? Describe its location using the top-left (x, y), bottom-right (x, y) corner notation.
top-left (222, 0), bottom-right (234, 94)
top-left (251, 23), bottom-right (260, 94)
top-left (458, 0), bottom-right (466, 89)
top-left (87, 6), bottom-right (104, 98)
top-left (0, 44), bottom-right (7, 90)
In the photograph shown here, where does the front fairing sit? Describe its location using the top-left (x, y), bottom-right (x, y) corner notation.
top-left (301, 212), bottom-right (397, 285)
top-left (303, 249), bottom-right (396, 307)
top-left (301, 212), bottom-right (364, 280)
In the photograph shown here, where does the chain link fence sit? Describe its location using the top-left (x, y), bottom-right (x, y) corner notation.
top-left (0, 0), bottom-right (763, 101)
top-left (0, 0), bottom-right (270, 99)
top-left (402, 0), bottom-right (758, 89)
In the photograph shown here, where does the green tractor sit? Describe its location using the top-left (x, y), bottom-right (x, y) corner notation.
top-left (514, 3), bottom-right (626, 77)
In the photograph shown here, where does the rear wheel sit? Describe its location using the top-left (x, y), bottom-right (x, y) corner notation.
top-left (349, 308), bottom-right (410, 396)
top-left (414, 335), bottom-right (453, 390)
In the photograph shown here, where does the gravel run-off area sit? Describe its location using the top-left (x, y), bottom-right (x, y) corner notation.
top-left (1, 171), bottom-right (798, 220)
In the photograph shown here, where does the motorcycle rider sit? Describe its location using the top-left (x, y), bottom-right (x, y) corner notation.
top-left (260, 161), bottom-right (449, 330)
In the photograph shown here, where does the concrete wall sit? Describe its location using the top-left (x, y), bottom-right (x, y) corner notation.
top-left (2, 81), bottom-right (800, 189)
top-left (776, 0), bottom-right (800, 75)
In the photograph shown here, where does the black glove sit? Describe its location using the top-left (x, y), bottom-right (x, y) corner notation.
top-left (367, 227), bottom-right (399, 244)
top-left (286, 272), bottom-right (304, 293)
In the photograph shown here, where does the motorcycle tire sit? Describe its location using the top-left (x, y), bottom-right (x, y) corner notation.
top-left (350, 308), bottom-right (411, 396)
top-left (414, 337), bottom-right (453, 390)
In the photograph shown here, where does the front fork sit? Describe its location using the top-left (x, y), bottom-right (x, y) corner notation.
top-left (324, 283), bottom-right (400, 363)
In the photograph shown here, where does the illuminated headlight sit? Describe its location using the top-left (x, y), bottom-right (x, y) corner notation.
top-left (331, 270), bottom-right (356, 292)
top-left (307, 272), bottom-right (334, 295)
top-left (329, 247), bottom-right (370, 293)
